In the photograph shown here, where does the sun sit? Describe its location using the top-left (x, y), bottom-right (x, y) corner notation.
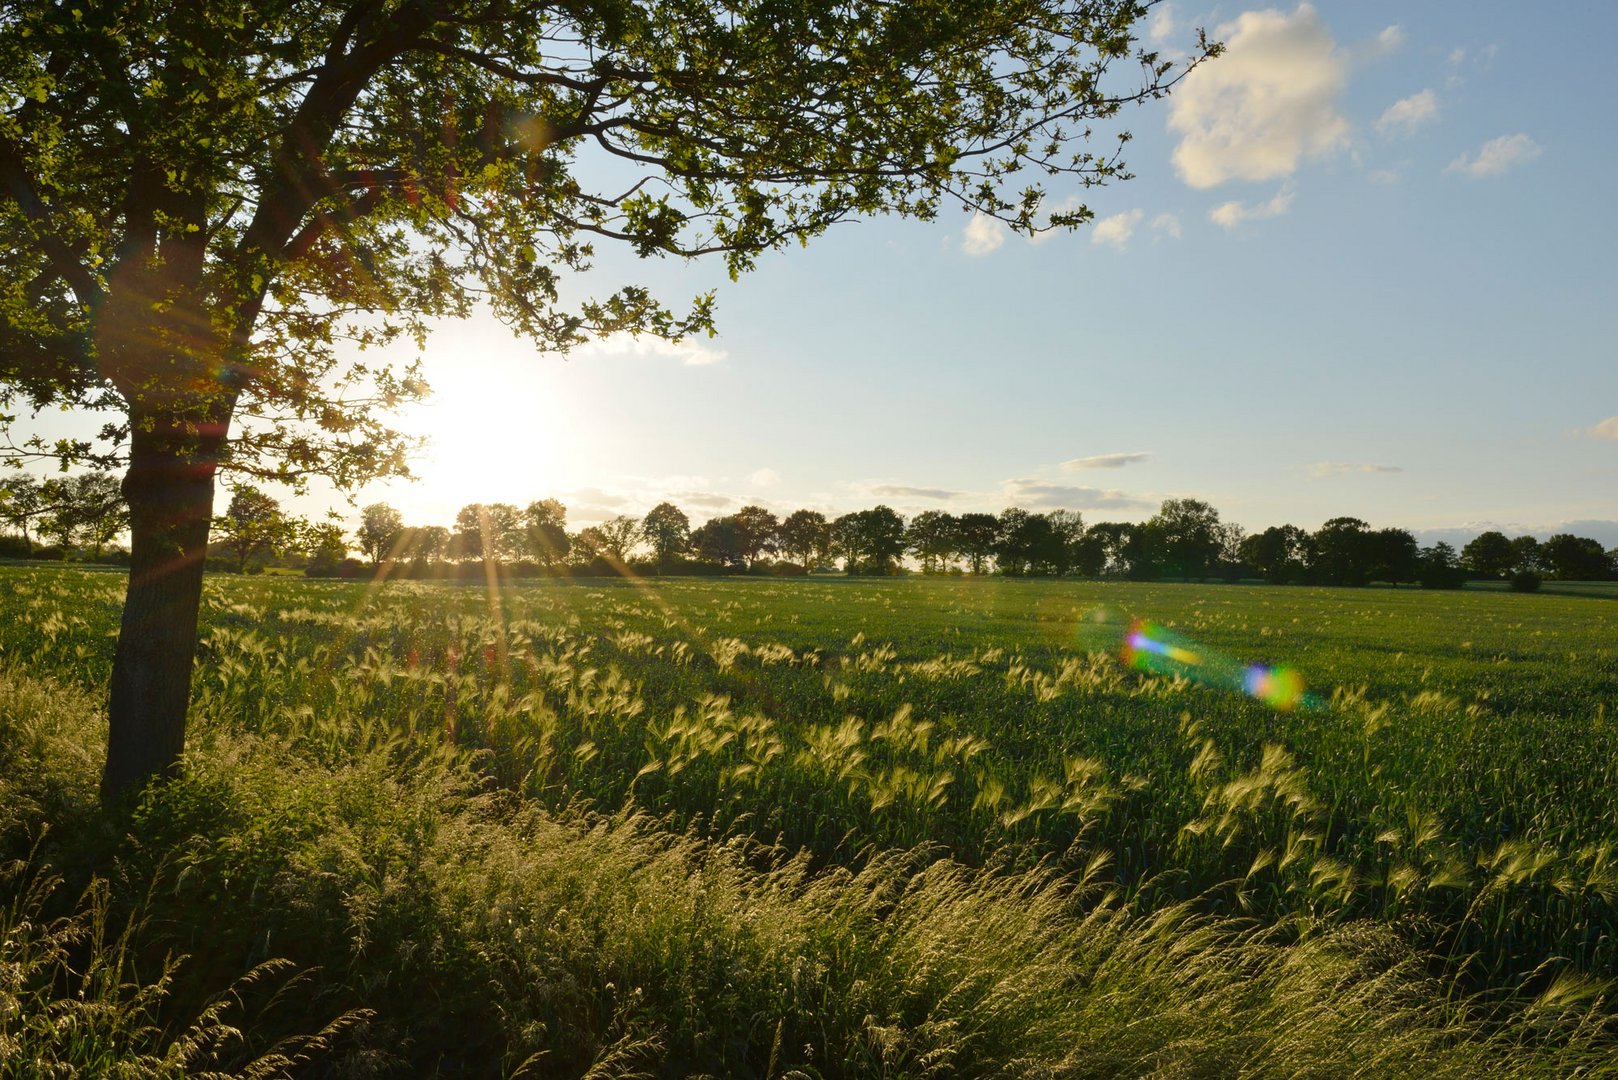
top-left (377, 326), bottom-right (592, 524)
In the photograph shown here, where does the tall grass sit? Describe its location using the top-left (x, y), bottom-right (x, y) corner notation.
top-left (2, 664), bottom-right (1614, 1076)
top-left (2, 567), bottom-right (1617, 1073)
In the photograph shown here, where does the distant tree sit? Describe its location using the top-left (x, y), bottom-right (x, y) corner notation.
top-left (1372, 527), bottom-right (1421, 586)
top-left (357, 503), bottom-right (404, 564)
top-left (955, 513), bottom-right (1000, 575)
top-left (1541, 534), bottom-right (1611, 581)
top-left (213, 487), bottom-right (292, 574)
top-left (993, 507), bottom-right (1036, 576)
top-left (594, 515), bottom-right (642, 563)
top-left (1418, 541), bottom-right (1465, 589)
top-left (1312, 517), bottom-right (1374, 586)
top-left (835, 505), bottom-right (906, 574)
top-left (393, 525), bottom-right (450, 569)
top-left (778, 509), bottom-right (831, 570)
top-left (1075, 521), bottom-right (1137, 578)
top-left (571, 526), bottom-right (606, 563)
top-left (0, 475), bottom-right (47, 554)
top-left (1508, 534), bottom-right (1542, 574)
top-left (906, 510), bottom-right (958, 573)
top-left (1144, 498), bottom-right (1222, 581)
top-left (641, 503), bottom-right (692, 572)
top-left (732, 505), bottom-right (780, 569)
top-left (303, 522), bottom-right (350, 577)
top-left (1461, 531), bottom-right (1514, 579)
top-left (453, 503), bottom-right (523, 562)
top-left (522, 500), bottom-right (572, 571)
top-left (692, 516), bottom-right (745, 568)
top-left (37, 472), bottom-right (128, 556)
top-left (1251, 524), bottom-right (1315, 584)
top-left (73, 473), bottom-right (129, 557)
top-left (38, 478), bottom-right (80, 550)
top-left (1214, 521), bottom-right (1247, 582)
top-left (1045, 509), bottom-right (1085, 576)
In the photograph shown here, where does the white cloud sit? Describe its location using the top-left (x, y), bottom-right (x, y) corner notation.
top-left (1376, 89), bottom-right (1438, 137)
top-left (1001, 479), bottom-right (1154, 511)
top-left (1368, 168), bottom-right (1401, 185)
top-left (1090, 208), bottom-right (1144, 251)
top-left (578, 331), bottom-right (726, 366)
top-left (748, 467), bottom-right (781, 488)
top-left (1150, 212), bottom-right (1182, 239)
top-left (1208, 185), bottom-right (1294, 229)
top-left (1446, 133), bottom-right (1542, 178)
top-left (871, 484), bottom-right (961, 501)
top-left (1374, 24), bottom-right (1405, 55)
top-left (962, 212), bottom-right (1007, 256)
top-left (1062, 452), bottom-right (1151, 470)
top-left (1167, 4), bottom-right (1349, 188)
top-left (1149, 3), bottom-right (1177, 44)
top-left (1307, 462), bottom-right (1403, 478)
top-left (1582, 416), bottom-right (1618, 440)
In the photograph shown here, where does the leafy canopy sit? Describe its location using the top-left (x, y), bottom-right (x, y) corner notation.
top-left (1, 0), bottom-right (1207, 488)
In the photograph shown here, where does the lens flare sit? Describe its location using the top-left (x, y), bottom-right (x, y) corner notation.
top-left (1081, 607), bottom-right (1318, 711)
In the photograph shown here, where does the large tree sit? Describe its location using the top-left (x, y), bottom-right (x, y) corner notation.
top-left (0, 0), bottom-right (1210, 799)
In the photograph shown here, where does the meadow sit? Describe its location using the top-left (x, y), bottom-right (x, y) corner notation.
top-left (3, 566), bottom-right (1617, 1076)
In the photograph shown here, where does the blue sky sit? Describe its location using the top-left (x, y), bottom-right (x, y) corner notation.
top-left (24, 2), bottom-right (1618, 546)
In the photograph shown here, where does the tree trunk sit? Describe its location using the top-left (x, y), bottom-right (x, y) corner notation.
top-left (101, 407), bottom-right (226, 803)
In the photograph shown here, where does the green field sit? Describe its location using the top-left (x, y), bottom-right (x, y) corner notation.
top-left (3, 567), bottom-right (1617, 1075)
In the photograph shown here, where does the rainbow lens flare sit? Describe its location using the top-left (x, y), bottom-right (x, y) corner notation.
top-left (1081, 607), bottom-right (1318, 711)
top-left (1242, 664), bottom-right (1307, 710)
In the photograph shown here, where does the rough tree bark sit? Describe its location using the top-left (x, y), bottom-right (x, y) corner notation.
top-left (101, 404), bottom-right (230, 801)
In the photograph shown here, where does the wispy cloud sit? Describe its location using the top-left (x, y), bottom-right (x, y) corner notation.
top-left (1371, 24), bottom-right (1405, 56)
top-left (962, 212), bottom-right (1007, 256)
top-left (1581, 416), bottom-right (1618, 440)
top-left (1307, 462), bottom-right (1404, 478)
top-left (1376, 89), bottom-right (1438, 137)
top-left (673, 491), bottom-right (737, 510)
top-left (1090, 208), bottom-right (1144, 251)
top-left (1446, 133), bottom-right (1541, 178)
top-left (1151, 212), bottom-right (1182, 239)
top-left (1209, 185), bottom-right (1294, 230)
top-left (866, 483), bottom-right (963, 501)
top-left (1002, 479), bottom-right (1154, 511)
top-left (1062, 451), bottom-right (1151, 470)
top-left (1148, 3), bottom-right (1177, 45)
top-left (748, 467), bottom-right (781, 488)
top-left (1168, 4), bottom-right (1349, 188)
top-left (578, 331), bottom-right (726, 366)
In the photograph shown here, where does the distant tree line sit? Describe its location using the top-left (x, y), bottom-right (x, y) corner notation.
top-left (0, 472), bottom-right (129, 561)
top-left (5, 474), bottom-right (1615, 588)
top-left (328, 495), bottom-right (1618, 588)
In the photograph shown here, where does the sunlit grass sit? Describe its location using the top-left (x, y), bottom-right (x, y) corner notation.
top-left (2, 567), bottom-right (1617, 1073)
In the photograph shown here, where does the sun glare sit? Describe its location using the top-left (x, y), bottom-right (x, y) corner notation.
top-left (382, 331), bottom-right (591, 523)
